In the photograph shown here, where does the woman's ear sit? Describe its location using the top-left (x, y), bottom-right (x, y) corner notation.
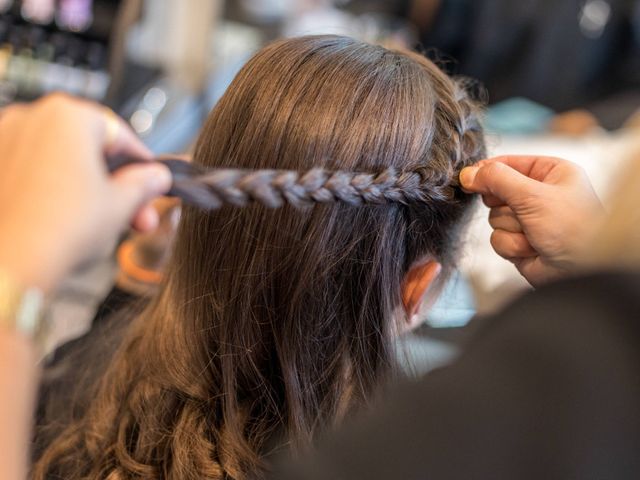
top-left (401, 260), bottom-right (442, 330)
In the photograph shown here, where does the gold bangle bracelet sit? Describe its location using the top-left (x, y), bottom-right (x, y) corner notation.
top-left (0, 269), bottom-right (45, 347)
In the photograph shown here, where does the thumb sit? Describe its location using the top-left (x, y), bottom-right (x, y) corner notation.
top-left (460, 162), bottom-right (539, 206)
top-left (109, 163), bottom-right (172, 226)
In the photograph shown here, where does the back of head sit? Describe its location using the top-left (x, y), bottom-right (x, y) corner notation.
top-left (35, 35), bottom-right (485, 480)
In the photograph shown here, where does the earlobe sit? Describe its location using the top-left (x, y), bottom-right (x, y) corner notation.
top-left (401, 260), bottom-right (442, 324)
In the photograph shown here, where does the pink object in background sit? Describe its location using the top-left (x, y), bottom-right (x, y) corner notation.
top-left (57, 0), bottom-right (94, 32)
top-left (0, 0), bottom-right (13, 14)
top-left (21, 0), bottom-right (55, 24)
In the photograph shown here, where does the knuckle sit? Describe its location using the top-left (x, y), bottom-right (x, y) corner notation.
top-left (511, 236), bottom-right (534, 257)
top-left (489, 206), bottom-right (510, 218)
top-left (483, 162), bottom-right (505, 178)
top-left (36, 93), bottom-right (101, 125)
top-left (574, 163), bottom-right (587, 175)
top-left (488, 207), bottom-right (518, 231)
top-left (489, 230), bottom-right (508, 251)
top-left (490, 243), bottom-right (512, 261)
top-left (490, 230), bottom-right (532, 259)
top-left (38, 93), bottom-right (86, 115)
top-left (483, 195), bottom-right (507, 208)
top-left (41, 92), bottom-right (73, 105)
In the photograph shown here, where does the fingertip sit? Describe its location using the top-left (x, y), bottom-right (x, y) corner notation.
top-left (103, 110), bottom-right (153, 160)
top-left (109, 164), bottom-right (172, 233)
top-left (113, 162), bottom-right (172, 195)
top-left (144, 164), bottom-right (173, 196)
top-left (119, 125), bottom-right (154, 160)
top-left (459, 166), bottom-right (479, 191)
top-left (132, 205), bottom-right (160, 233)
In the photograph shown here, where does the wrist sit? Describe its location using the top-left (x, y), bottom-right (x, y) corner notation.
top-left (0, 227), bottom-right (66, 292)
top-left (0, 268), bottom-right (47, 351)
top-left (0, 326), bottom-right (39, 480)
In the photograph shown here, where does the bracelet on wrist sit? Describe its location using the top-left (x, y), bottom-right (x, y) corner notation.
top-left (0, 268), bottom-right (47, 350)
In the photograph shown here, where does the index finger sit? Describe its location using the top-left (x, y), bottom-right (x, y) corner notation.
top-left (35, 93), bottom-right (154, 162)
top-left (459, 160), bottom-right (538, 205)
top-left (475, 155), bottom-right (565, 183)
top-left (101, 107), bottom-right (153, 161)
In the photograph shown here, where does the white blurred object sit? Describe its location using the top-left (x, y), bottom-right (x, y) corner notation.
top-left (579, 0), bottom-right (612, 39)
top-left (130, 108), bottom-right (153, 135)
top-left (240, 0), bottom-right (349, 24)
top-left (240, 0), bottom-right (294, 22)
top-left (127, 0), bottom-right (223, 93)
top-left (283, 7), bottom-right (412, 45)
top-left (205, 20), bottom-right (263, 105)
top-left (426, 272), bottom-right (476, 328)
top-left (45, 257), bottom-right (117, 355)
top-left (283, 4), bottom-right (356, 37)
top-left (21, 0), bottom-right (55, 24)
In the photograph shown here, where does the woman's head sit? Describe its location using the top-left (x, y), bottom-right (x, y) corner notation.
top-left (182, 33), bottom-right (484, 322)
top-left (35, 35), bottom-right (485, 479)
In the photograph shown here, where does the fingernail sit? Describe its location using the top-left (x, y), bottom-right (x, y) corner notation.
top-left (459, 166), bottom-right (479, 188)
top-left (144, 164), bottom-right (172, 194)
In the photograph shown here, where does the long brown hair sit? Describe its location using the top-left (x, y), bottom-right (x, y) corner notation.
top-left (34, 35), bottom-right (485, 479)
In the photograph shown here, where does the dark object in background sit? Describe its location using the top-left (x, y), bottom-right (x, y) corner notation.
top-left (274, 272), bottom-right (640, 480)
top-left (33, 286), bottom-right (142, 462)
top-left (401, 0), bottom-right (640, 129)
top-left (0, 0), bottom-right (160, 111)
top-left (0, 0), bottom-right (121, 103)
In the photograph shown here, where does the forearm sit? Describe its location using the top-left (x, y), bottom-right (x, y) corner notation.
top-left (0, 95), bottom-right (168, 480)
top-left (0, 329), bottom-right (38, 480)
top-left (0, 231), bottom-right (63, 293)
top-left (0, 240), bottom-right (56, 480)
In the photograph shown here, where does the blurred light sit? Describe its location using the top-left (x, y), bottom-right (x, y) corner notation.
top-left (57, 0), bottom-right (93, 33)
top-left (143, 87), bottom-right (167, 113)
top-left (0, 0), bottom-right (13, 14)
top-left (131, 109), bottom-right (154, 135)
top-left (21, 0), bottom-right (55, 25)
top-left (240, 0), bottom-right (293, 22)
top-left (579, 0), bottom-right (611, 39)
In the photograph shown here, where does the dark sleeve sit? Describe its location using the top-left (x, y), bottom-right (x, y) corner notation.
top-left (587, 90), bottom-right (640, 130)
top-left (584, 1), bottom-right (640, 129)
top-left (274, 272), bottom-right (640, 480)
top-left (395, 0), bottom-right (413, 18)
top-left (416, 0), bottom-right (640, 129)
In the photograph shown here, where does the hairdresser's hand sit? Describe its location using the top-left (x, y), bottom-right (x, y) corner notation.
top-left (0, 94), bottom-right (171, 291)
top-left (460, 156), bottom-right (603, 287)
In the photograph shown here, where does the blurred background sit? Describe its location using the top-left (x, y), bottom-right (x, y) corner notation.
top-left (4, 0), bottom-right (638, 370)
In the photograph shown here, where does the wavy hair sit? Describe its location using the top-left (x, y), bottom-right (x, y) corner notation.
top-left (33, 35), bottom-right (485, 479)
